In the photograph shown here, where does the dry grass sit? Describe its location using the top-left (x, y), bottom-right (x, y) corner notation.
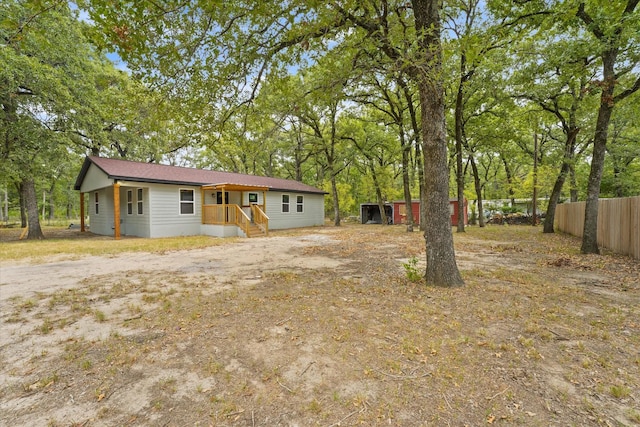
top-left (1, 224), bottom-right (638, 426)
top-left (0, 226), bottom-right (232, 262)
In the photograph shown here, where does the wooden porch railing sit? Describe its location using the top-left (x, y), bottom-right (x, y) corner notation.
top-left (251, 204), bottom-right (269, 235)
top-left (202, 204), bottom-right (268, 237)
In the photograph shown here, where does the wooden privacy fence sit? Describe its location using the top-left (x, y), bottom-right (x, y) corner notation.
top-left (555, 196), bottom-right (640, 260)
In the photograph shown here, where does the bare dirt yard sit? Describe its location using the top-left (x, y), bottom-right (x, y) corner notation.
top-left (1, 224), bottom-right (639, 426)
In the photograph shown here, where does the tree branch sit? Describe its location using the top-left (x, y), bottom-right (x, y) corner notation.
top-left (613, 76), bottom-right (640, 103)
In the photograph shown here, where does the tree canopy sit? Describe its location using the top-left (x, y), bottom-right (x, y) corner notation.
top-left (2, 0), bottom-right (638, 280)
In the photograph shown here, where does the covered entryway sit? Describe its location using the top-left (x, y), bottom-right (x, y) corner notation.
top-left (201, 183), bottom-right (270, 237)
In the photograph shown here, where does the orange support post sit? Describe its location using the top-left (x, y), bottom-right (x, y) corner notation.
top-left (113, 183), bottom-right (121, 240)
top-left (80, 192), bottom-right (85, 232)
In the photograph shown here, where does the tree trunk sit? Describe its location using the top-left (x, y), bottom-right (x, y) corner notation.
top-left (16, 182), bottom-right (27, 228)
top-left (501, 155), bottom-right (515, 207)
top-left (412, 0), bottom-right (463, 286)
top-left (330, 173), bottom-right (341, 226)
top-left (543, 128), bottom-right (578, 233)
top-left (581, 51), bottom-right (617, 254)
top-left (367, 159), bottom-right (388, 226)
top-left (543, 162), bottom-right (569, 233)
top-left (22, 178), bottom-right (45, 240)
top-left (400, 130), bottom-right (414, 232)
top-left (3, 188), bottom-right (8, 222)
top-left (569, 153), bottom-right (579, 202)
top-left (469, 155), bottom-right (485, 227)
top-left (454, 56), bottom-right (468, 233)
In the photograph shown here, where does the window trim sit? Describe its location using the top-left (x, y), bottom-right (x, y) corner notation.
top-left (281, 194), bottom-right (290, 213)
top-left (137, 188), bottom-right (143, 215)
top-left (94, 192), bottom-right (99, 215)
top-left (127, 190), bottom-right (133, 215)
top-left (296, 195), bottom-right (304, 213)
top-left (179, 188), bottom-right (195, 215)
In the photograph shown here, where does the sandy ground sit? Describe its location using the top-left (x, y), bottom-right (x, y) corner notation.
top-left (0, 233), bottom-right (341, 301)
top-left (0, 225), bottom-right (638, 426)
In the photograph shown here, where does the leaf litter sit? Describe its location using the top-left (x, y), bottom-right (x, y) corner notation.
top-left (0, 225), bottom-right (638, 426)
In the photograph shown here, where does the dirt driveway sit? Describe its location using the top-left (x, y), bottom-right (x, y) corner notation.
top-left (1, 225), bottom-right (638, 426)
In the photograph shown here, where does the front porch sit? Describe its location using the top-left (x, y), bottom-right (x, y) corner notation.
top-left (201, 183), bottom-right (270, 238)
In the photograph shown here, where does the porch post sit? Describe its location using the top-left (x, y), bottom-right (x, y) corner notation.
top-left (201, 187), bottom-right (205, 224)
top-left (80, 192), bottom-right (85, 232)
top-left (113, 182), bottom-right (121, 240)
top-left (222, 185), bottom-right (227, 224)
top-left (262, 190), bottom-right (266, 212)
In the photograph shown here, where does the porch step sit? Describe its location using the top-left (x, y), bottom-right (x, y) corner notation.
top-left (247, 224), bottom-right (266, 238)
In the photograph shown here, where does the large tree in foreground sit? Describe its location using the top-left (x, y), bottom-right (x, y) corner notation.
top-left (84, 0), bottom-right (464, 286)
top-left (574, 0), bottom-right (640, 254)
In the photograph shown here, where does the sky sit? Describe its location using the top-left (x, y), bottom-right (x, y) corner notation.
top-left (72, 2), bottom-right (130, 72)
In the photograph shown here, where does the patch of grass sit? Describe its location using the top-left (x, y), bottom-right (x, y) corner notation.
top-left (94, 310), bottom-right (107, 322)
top-left (0, 232), bottom-right (229, 262)
top-left (402, 256), bottom-right (422, 282)
top-left (39, 318), bottom-right (53, 334)
top-left (609, 385), bottom-right (630, 399)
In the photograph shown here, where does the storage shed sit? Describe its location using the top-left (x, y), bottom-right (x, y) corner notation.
top-left (361, 199), bottom-right (468, 226)
top-left (360, 203), bottom-right (393, 224)
top-left (392, 200), bottom-right (420, 225)
top-left (449, 198), bottom-right (469, 226)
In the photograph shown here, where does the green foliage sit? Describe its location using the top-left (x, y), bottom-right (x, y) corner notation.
top-left (323, 181), bottom-right (355, 218)
top-left (403, 257), bottom-right (422, 283)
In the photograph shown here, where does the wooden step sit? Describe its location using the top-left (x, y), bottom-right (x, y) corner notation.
top-left (247, 224), bottom-right (266, 238)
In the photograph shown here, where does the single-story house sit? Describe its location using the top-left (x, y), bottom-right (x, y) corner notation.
top-left (73, 156), bottom-right (326, 239)
top-left (360, 198), bottom-right (468, 226)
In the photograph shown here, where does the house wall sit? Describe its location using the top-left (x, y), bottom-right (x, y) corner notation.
top-left (89, 187), bottom-right (115, 236)
top-left (79, 164), bottom-right (112, 193)
top-left (148, 183), bottom-right (203, 238)
top-left (266, 192), bottom-right (325, 230)
top-left (118, 183), bottom-right (150, 237)
top-left (83, 172), bottom-right (324, 237)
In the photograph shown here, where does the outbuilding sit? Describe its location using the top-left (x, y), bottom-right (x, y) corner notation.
top-left (360, 198), bottom-right (468, 226)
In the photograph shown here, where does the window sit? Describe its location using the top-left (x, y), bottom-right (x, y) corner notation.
top-left (137, 188), bottom-right (143, 214)
top-left (127, 190), bottom-right (133, 215)
top-left (94, 192), bottom-right (99, 215)
top-left (282, 194), bottom-right (290, 213)
top-left (296, 195), bottom-right (304, 213)
top-left (216, 191), bottom-right (229, 205)
top-left (249, 193), bottom-right (258, 203)
top-left (180, 189), bottom-right (195, 214)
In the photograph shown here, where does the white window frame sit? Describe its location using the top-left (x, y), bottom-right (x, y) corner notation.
top-left (127, 190), bottom-right (133, 215)
top-left (137, 188), bottom-right (143, 215)
top-left (282, 194), bottom-right (290, 213)
top-left (179, 188), bottom-right (195, 215)
top-left (94, 192), bottom-right (99, 215)
top-left (296, 195), bottom-right (304, 213)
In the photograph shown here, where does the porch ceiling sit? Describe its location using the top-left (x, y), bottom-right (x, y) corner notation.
top-left (202, 183), bottom-right (270, 192)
